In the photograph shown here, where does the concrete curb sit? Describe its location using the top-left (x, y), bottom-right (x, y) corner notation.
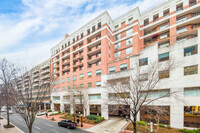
top-left (1, 117), bottom-right (24, 133)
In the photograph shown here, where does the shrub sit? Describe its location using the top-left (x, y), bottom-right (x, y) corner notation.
top-left (158, 124), bottom-right (165, 128)
top-left (3, 124), bottom-right (15, 128)
top-left (51, 117), bottom-right (55, 121)
top-left (48, 109), bottom-right (52, 112)
top-left (137, 121), bottom-right (148, 126)
top-left (179, 129), bottom-right (198, 133)
top-left (58, 110), bottom-right (61, 114)
top-left (59, 116), bottom-right (65, 119)
top-left (167, 125), bottom-right (171, 129)
top-left (87, 115), bottom-right (97, 120)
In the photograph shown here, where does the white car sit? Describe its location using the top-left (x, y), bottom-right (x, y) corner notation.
top-left (9, 110), bottom-right (13, 114)
top-left (37, 111), bottom-right (46, 116)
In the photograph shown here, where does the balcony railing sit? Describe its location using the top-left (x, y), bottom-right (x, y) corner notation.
top-left (177, 27), bottom-right (187, 34)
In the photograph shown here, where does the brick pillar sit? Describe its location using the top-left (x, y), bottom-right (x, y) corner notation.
top-left (170, 16), bottom-right (177, 44)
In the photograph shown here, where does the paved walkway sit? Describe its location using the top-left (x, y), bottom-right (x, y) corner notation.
top-left (85, 117), bottom-right (128, 133)
top-left (0, 118), bottom-right (23, 133)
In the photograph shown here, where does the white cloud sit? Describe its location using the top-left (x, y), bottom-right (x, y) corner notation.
top-left (0, 0), bottom-right (167, 67)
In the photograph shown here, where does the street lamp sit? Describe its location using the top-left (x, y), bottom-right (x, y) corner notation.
top-left (73, 90), bottom-right (83, 127)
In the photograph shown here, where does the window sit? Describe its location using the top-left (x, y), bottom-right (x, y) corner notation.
top-left (80, 84), bottom-right (84, 89)
top-left (126, 47), bottom-right (133, 54)
top-left (67, 86), bottom-right (70, 91)
top-left (96, 81), bottom-right (101, 87)
top-left (67, 77), bottom-right (70, 82)
top-left (115, 51), bottom-right (121, 58)
top-left (184, 87), bottom-right (200, 96)
top-left (62, 87), bottom-right (65, 91)
top-left (54, 81), bottom-right (57, 85)
top-left (115, 43), bottom-right (121, 49)
top-left (87, 29), bottom-right (90, 35)
top-left (184, 45), bottom-right (197, 56)
top-left (176, 3), bottom-right (183, 12)
top-left (126, 28), bottom-right (133, 36)
top-left (96, 69), bottom-right (101, 76)
top-left (109, 67), bottom-right (115, 73)
top-left (62, 78), bottom-right (65, 83)
top-left (184, 105), bottom-right (200, 128)
top-left (184, 65), bottom-right (198, 75)
top-left (89, 94), bottom-right (101, 100)
top-left (115, 34), bottom-right (120, 41)
top-left (73, 76), bottom-right (76, 81)
top-left (159, 70), bottom-right (170, 79)
top-left (139, 73), bottom-right (148, 81)
top-left (87, 82), bottom-right (92, 88)
top-left (159, 52), bottom-right (169, 62)
top-left (120, 63), bottom-right (128, 71)
top-left (80, 74), bottom-right (84, 80)
top-left (139, 58), bottom-right (148, 66)
top-left (53, 96), bottom-right (60, 100)
top-left (142, 90), bottom-right (170, 98)
top-left (109, 93), bottom-right (130, 99)
top-left (73, 85), bottom-right (77, 89)
top-left (87, 72), bottom-right (92, 78)
top-left (92, 25), bottom-right (95, 32)
top-left (144, 18), bottom-right (149, 26)
top-left (98, 22), bottom-right (101, 29)
top-left (81, 33), bottom-right (84, 39)
top-left (54, 88), bottom-right (57, 92)
top-left (126, 38), bottom-right (133, 46)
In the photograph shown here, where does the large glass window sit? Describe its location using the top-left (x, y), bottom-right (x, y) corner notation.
top-left (73, 76), bottom-right (76, 81)
top-left (96, 69), bottom-right (101, 76)
top-left (126, 28), bottom-right (133, 36)
top-left (184, 106), bottom-right (200, 128)
top-left (120, 63), bottom-right (128, 71)
top-left (67, 77), bottom-right (70, 82)
top-left (139, 73), bottom-right (148, 81)
top-left (87, 72), bottom-right (92, 78)
top-left (126, 47), bottom-right (133, 54)
top-left (184, 87), bottom-right (200, 96)
top-left (62, 78), bottom-right (65, 83)
top-left (159, 70), bottom-right (170, 79)
top-left (53, 96), bottom-right (60, 100)
top-left (159, 52), bottom-right (169, 62)
top-left (87, 82), bottom-right (92, 88)
top-left (184, 65), bottom-right (198, 75)
top-left (96, 81), bottom-right (101, 87)
top-left (115, 34), bottom-right (120, 41)
top-left (62, 87), bottom-right (65, 91)
top-left (126, 38), bottom-right (133, 46)
top-left (109, 66), bottom-right (115, 73)
top-left (67, 86), bottom-right (70, 90)
top-left (184, 45), bottom-right (198, 56)
top-left (89, 94), bottom-right (101, 100)
top-left (142, 90), bottom-right (170, 98)
top-left (80, 74), bottom-right (84, 80)
top-left (115, 51), bottom-right (121, 58)
top-left (115, 43), bottom-right (121, 49)
top-left (139, 58), bottom-right (148, 66)
top-left (73, 85), bottom-right (77, 89)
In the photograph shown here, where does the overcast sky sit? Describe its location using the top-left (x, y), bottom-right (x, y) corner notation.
top-left (0, 0), bottom-right (166, 68)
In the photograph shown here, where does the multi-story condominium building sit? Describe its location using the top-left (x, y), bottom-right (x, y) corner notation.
top-left (50, 0), bottom-right (200, 129)
top-left (16, 59), bottom-right (51, 110)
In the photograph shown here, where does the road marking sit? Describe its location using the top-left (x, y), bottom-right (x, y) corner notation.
top-left (34, 126), bottom-right (40, 130)
top-left (45, 124), bottom-right (52, 127)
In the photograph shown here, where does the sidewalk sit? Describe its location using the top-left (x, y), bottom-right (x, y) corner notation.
top-left (0, 118), bottom-right (23, 133)
top-left (85, 117), bottom-right (128, 133)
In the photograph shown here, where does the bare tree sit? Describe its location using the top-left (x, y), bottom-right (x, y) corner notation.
top-left (105, 59), bottom-right (179, 133)
top-left (11, 67), bottom-right (51, 133)
top-left (0, 92), bottom-right (5, 118)
top-left (0, 58), bottom-right (17, 126)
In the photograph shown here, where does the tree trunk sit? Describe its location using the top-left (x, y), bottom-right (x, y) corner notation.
top-left (6, 104), bottom-right (10, 125)
top-left (133, 114), bottom-right (137, 133)
top-left (28, 124), bottom-right (33, 133)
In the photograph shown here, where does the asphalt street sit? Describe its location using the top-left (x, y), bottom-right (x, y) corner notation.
top-left (2, 112), bottom-right (88, 133)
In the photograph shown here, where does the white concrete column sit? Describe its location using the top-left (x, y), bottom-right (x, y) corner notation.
top-left (170, 87), bottom-right (184, 128)
top-left (51, 103), bottom-right (54, 111)
top-left (60, 95), bottom-right (64, 112)
top-left (101, 92), bottom-right (108, 119)
top-left (44, 103), bottom-right (46, 110)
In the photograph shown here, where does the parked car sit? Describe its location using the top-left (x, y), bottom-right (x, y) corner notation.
top-left (9, 110), bottom-right (13, 114)
top-left (36, 111), bottom-right (46, 116)
top-left (58, 119), bottom-right (77, 129)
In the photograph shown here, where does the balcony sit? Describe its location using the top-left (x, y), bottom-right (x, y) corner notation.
top-left (62, 65), bottom-right (70, 72)
top-left (144, 22), bottom-right (169, 36)
top-left (41, 69), bottom-right (50, 75)
top-left (176, 6), bottom-right (183, 13)
top-left (32, 69), bottom-right (39, 74)
top-left (177, 16), bottom-right (187, 24)
top-left (41, 75), bottom-right (50, 80)
top-left (33, 73), bottom-right (39, 78)
top-left (177, 27), bottom-right (187, 34)
top-left (88, 45), bottom-right (101, 56)
top-left (41, 64), bottom-right (49, 70)
top-left (33, 78), bottom-right (39, 83)
top-left (189, 1), bottom-right (196, 7)
top-left (62, 59), bottom-right (70, 66)
top-left (73, 53), bottom-right (83, 61)
top-left (88, 54), bottom-right (101, 64)
top-left (144, 32), bottom-right (169, 46)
